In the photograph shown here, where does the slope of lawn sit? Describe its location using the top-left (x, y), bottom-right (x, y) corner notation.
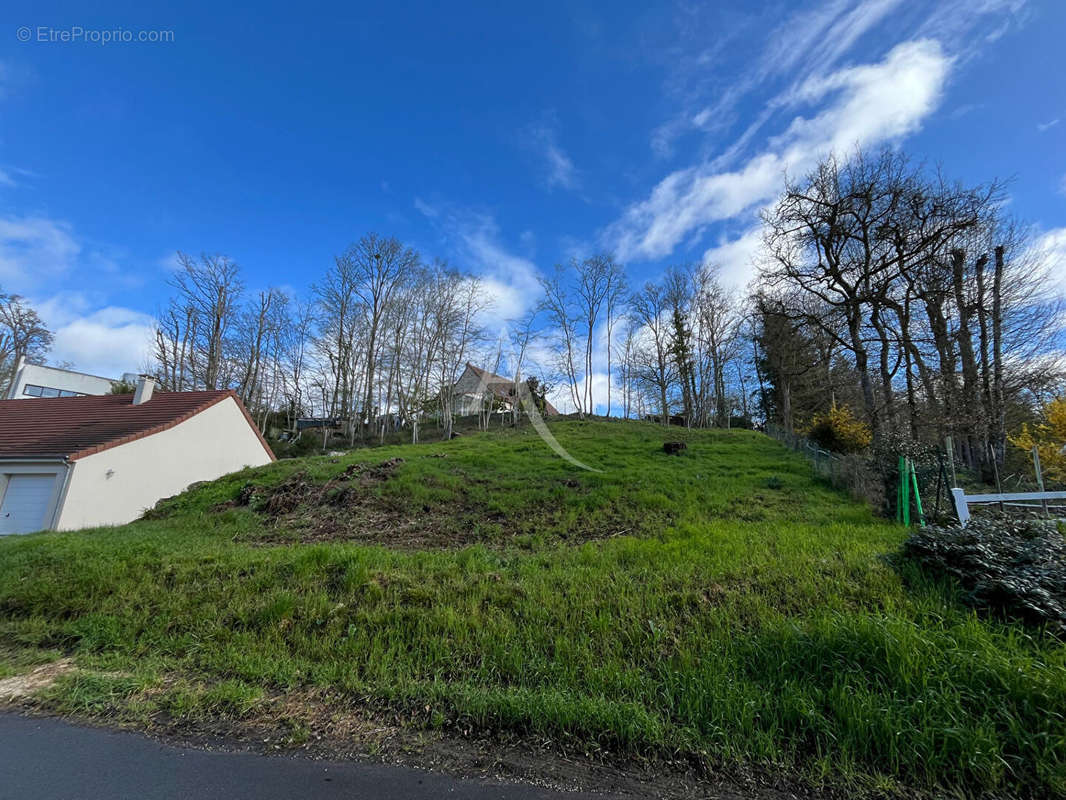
top-left (0, 420), bottom-right (1063, 797)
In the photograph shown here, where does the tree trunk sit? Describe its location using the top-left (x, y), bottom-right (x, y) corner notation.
top-left (990, 245), bottom-right (1006, 464)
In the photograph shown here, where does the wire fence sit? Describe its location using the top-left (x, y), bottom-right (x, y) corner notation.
top-left (764, 422), bottom-right (882, 508)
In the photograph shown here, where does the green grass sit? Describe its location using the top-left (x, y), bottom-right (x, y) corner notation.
top-left (1, 420), bottom-right (1064, 797)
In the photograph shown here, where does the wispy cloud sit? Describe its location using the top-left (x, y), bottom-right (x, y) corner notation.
top-left (608, 40), bottom-right (951, 262)
top-left (0, 215), bottom-right (82, 289)
top-left (0, 164), bottom-right (42, 189)
top-left (525, 117), bottom-right (579, 191)
top-left (652, 0), bottom-right (1027, 163)
top-left (652, 0), bottom-right (904, 159)
top-left (949, 103), bottom-right (984, 119)
top-left (1037, 118), bottom-right (1060, 132)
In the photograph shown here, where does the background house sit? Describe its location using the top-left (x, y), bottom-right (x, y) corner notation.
top-left (451, 363), bottom-right (558, 417)
top-left (0, 377), bottom-right (274, 534)
top-left (5, 356), bottom-right (139, 400)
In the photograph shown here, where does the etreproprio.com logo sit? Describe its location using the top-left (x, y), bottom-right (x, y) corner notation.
top-left (16, 26), bottom-right (175, 44)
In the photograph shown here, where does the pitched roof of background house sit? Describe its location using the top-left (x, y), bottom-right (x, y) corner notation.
top-left (0, 390), bottom-right (275, 461)
top-left (458, 363), bottom-right (559, 416)
top-left (462, 363), bottom-right (513, 387)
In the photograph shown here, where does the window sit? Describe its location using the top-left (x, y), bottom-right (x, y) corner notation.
top-left (22, 384), bottom-right (86, 398)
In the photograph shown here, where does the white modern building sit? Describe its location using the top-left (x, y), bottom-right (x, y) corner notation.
top-left (5, 356), bottom-right (140, 400)
top-left (0, 377), bottom-right (275, 534)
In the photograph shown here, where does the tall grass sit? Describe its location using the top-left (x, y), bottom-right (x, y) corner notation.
top-left (1, 420), bottom-right (1063, 796)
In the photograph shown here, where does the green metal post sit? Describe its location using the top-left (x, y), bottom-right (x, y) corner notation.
top-left (909, 458), bottom-right (925, 527)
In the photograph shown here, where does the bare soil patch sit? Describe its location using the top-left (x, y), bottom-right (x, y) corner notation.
top-left (223, 458), bottom-right (665, 550)
top-left (0, 659), bottom-right (74, 701)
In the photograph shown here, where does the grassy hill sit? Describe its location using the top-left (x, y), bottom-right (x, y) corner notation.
top-left (1, 420), bottom-right (1064, 797)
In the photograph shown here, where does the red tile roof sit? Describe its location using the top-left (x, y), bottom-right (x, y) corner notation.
top-left (0, 390), bottom-right (275, 461)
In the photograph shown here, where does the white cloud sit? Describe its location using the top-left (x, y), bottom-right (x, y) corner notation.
top-left (652, 0), bottom-right (905, 159)
top-left (414, 200), bottom-right (543, 330)
top-left (1029, 227), bottom-right (1066, 294)
top-left (0, 214), bottom-right (155, 377)
top-left (526, 120), bottom-right (579, 191)
top-left (0, 215), bottom-right (81, 289)
top-left (1037, 118), bottom-right (1060, 132)
top-left (50, 307), bottom-right (155, 378)
top-left (652, 0), bottom-right (1024, 173)
top-left (31, 292), bottom-right (155, 378)
top-left (544, 370), bottom-right (623, 416)
top-left (608, 39), bottom-right (951, 264)
top-left (767, 0), bottom-right (906, 91)
top-left (702, 226), bottom-right (768, 290)
top-left (457, 216), bottom-right (543, 325)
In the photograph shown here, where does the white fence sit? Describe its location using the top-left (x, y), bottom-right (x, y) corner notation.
top-left (951, 488), bottom-right (1066, 526)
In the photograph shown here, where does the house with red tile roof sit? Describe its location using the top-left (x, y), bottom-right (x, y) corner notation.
top-left (0, 377), bottom-right (274, 534)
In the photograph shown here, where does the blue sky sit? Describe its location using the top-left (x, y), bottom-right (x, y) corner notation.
top-left (1, 0), bottom-right (1064, 378)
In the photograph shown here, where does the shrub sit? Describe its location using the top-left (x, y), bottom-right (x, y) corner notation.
top-left (902, 515), bottom-right (1066, 635)
top-left (1009, 396), bottom-right (1066, 485)
top-left (807, 405), bottom-right (872, 454)
top-left (270, 434), bottom-right (323, 459)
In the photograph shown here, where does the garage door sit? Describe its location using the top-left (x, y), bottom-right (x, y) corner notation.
top-left (0, 474), bottom-right (57, 535)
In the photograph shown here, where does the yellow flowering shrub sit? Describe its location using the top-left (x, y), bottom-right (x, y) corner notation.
top-left (1010, 397), bottom-right (1066, 483)
top-left (807, 404), bottom-right (873, 454)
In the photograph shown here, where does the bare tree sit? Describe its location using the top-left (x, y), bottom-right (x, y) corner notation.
top-left (345, 234), bottom-right (420, 434)
top-left (692, 264), bottom-right (741, 427)
top-left (538, 266), bottom-right (583, 415)
top-left (166, 252), bottom-right (244, 390)
top-left (630, 279), bottom-right (675, 425)
top-left (0, 291), bottom-right (53, 394)
top-left (507, 309), bottom-right (539, 427)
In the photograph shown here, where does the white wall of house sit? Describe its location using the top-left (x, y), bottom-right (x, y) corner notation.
top-left (6, 361), bottom-right (118, 399)
top-left (55, 396), bottom-right (273, 530)
top-left (450, 366), bottom-right (513, 416)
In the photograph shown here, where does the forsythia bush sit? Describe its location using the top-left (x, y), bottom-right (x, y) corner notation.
top-left (807, 404), bottom-right (873, 454)
top-left (1010, 397), bottom-right (1066, 483)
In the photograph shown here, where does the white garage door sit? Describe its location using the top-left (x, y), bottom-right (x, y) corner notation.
top-left (0, 474), bottom-right (57, 535)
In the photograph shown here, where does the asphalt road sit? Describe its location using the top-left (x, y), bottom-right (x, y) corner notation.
top-left (0, 713), bottom-right (614, 800)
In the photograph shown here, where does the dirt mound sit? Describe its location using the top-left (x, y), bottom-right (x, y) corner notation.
top-left (225, 458), bottom-right (438, 547)
top-left (222, 456), bottom-right (666, 551)
top-left (225, 457), bottom-right (534, 549)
